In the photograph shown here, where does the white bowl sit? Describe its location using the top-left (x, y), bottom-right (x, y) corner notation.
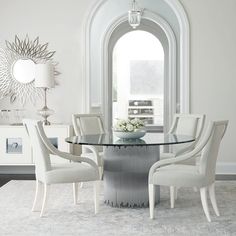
top-left (113, 130), bottom-right (146, 139)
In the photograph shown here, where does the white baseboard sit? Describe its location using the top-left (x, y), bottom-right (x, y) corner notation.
top-left (216, 162), bottom-right (236, 175)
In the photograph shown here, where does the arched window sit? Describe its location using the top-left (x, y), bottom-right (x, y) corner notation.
top-left (107, 19), bottom-right (175, 132)
top-left (112, 30), bottom-right (164, 130)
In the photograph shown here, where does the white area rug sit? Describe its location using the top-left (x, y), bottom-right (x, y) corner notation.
top-left (0, 180), bottom-right (235, 236)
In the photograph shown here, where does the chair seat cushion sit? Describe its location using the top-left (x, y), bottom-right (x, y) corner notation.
top-left (151, 164), bottom-right (206, 188)
top-left (44, 163), bottom-right (99, 184)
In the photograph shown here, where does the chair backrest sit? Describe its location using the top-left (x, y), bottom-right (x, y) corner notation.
top-left (72, 114), bottom-right (105, 136)
top-left (168, 113), bottom-right (205, 154)
top-left (23, 119), bottom-right (52, 180)
top-left (199, 120), bottom-right (228, 183)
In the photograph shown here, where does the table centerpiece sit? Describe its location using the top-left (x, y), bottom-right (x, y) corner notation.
top-left (113, 118), bottom-right (146, 139)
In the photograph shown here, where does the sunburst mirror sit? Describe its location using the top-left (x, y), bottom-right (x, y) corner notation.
top-left (0, 35), bottom-right (58, 105)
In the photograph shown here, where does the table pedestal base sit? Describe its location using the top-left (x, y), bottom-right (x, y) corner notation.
top-left (103, 145), bottom-right (160, 207)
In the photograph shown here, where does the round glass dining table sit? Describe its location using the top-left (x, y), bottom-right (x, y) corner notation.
top-left (66, 132), bottom-right (194, 208)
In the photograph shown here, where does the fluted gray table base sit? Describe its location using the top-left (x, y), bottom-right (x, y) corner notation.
top-left (103, 145), bottom-right (160, 208)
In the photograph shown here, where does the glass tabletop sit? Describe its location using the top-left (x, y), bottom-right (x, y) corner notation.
top-left (65, 132), bottom-right (195, 147)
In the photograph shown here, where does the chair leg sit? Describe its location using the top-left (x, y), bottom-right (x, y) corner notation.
top-left (99, 166), bottom-right (103, 180)
top-left (174, 187), bottom-right (178, 200)
top-left (40, 184), bottom-right (49, 218)
top-left (209, 183), bottom-right (220, 216)
top-left (32, 180), bottom-right (42, 212)
top-left (170, 186), bottom-right (175, 208)
top-left (200, 187), bottom-right (211, 222)
top-left (73, 183), bottom-right (79, 205)
top-left (80, 182), bottom-right (84, 188)
top-left (93, 181), bottom-right (100, 214)
top-left (149, 184), bottom-right (155, 219)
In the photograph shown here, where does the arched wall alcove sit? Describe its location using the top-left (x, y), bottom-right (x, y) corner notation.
top-left (82, 0), bottom-right (190, 131)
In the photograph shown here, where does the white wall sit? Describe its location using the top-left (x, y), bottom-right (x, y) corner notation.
top-left (0, 0), bottom-right (235, 170)
top-left (179, 0), bottom-right (236, 168)
top-left (0, 0), bottom-right (96, 124)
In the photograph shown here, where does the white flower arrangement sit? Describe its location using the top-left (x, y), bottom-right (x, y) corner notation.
top-left (114, 118), bottom-right (144, 132)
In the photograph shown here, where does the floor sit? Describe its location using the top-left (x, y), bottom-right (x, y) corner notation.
top-left (0, 180), bottom-right (235, 236)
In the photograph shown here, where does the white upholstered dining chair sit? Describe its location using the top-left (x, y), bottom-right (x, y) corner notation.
top-left (149, 120), bottom-right (228, 222)
top-left (161, 113), bottom-right (205, 163)
top-left (161, 113), bottom-right (205, 205)
top-left (23, 119), bottom-right (100, 217)
top-left (72, 114), bottom-right (104, 178)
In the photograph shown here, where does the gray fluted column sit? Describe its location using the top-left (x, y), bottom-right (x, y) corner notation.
top-left (103, 145), bottom-right (160, 207)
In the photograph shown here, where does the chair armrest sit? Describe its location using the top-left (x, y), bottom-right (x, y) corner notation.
top-left (36, 122), bottom-right (98, 171)
top-left (174, 141), bottom-right (203, 156)
top-left (81, 145), bottom-right (103, 167)
top-left (48, 147), bottom-right (99, 170)
top-left (174, 142), bottom-right (194, 156)
top-left (36, 122), bottom-right (68, 155)
top-left (148, 122), bottom-right (214, 183)
top-left (148, 124), bottom-right (213, 183)
top-left (149, 124), bottom-right (214, 184)
top-left (58, 152), bottom-right (99, 170)
top-left (148, 153), bottom-right (199, 184)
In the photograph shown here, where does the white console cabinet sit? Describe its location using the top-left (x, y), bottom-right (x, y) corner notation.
top-left (0, 124), bottom-right (72, 165)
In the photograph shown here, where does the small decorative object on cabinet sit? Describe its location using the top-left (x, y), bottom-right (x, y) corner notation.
top-left (0, 124), bottom-right (72, 166)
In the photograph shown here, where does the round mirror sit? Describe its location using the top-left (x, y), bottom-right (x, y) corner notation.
top-left (12, 59), bottom-right (35, 84)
